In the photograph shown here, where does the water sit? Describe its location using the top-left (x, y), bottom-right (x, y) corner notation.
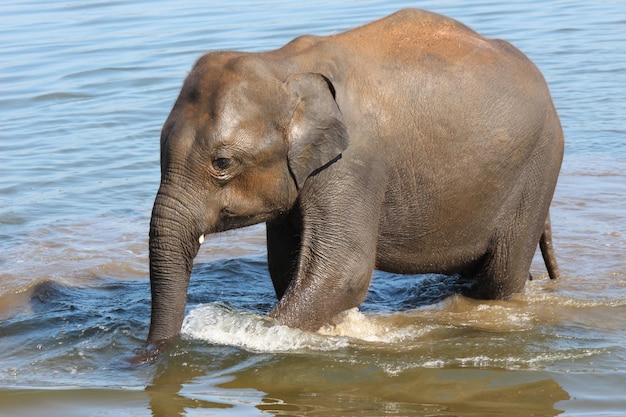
top-left (1, 0), bottom-right (625, 415)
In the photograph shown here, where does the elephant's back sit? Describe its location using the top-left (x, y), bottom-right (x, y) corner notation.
top-left (329, 9), bottom-right (505, 66)
top-left (319, 8), bottom-right (553, 129)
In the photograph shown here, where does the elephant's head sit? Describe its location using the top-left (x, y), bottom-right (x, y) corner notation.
top-left (146, 53), bottom-right (349, 350)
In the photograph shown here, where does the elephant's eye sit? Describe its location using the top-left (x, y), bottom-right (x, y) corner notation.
top-left (212, 157), bottom-right (232, 172)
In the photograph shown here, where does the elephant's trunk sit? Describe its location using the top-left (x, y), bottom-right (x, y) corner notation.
top-left (146, 185), bottom-right (204, 348)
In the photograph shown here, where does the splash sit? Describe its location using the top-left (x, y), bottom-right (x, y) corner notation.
top-left (181, 297), bottom-right (540, 354)
top-left (181, 304), bottom-right (439, 352)
top-left (181, 303), bottom-right (350, 352)
top-left (318, 308), bottom-right (435, 342)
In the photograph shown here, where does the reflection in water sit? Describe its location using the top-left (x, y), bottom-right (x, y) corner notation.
top-left (237, 365), bottom-right (570, 417)
top-left (145, 345), bottom-right (569, 417)
top-left (147, 358), bottom-right (231, 417)
top-left (146, 347), bottom-right (266, 417)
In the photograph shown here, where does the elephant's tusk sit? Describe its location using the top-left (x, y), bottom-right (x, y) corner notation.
top-left (199, 234), bottom-right (205, 245)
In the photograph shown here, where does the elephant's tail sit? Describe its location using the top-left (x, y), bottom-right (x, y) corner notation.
top-left (539, 212), bottom-right (561, 281)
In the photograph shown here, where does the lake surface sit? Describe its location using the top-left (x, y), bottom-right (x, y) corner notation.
top-left (1, 0), bottom-right (625, 416)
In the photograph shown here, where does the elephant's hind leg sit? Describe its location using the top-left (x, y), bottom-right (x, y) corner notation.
top-left (464, 203), bottom-right (547, 300)
top-left (464, 234), bottom-right (532, 300)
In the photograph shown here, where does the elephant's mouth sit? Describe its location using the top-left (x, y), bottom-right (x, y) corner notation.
top-left (209, 208), bottom-right (289, 236)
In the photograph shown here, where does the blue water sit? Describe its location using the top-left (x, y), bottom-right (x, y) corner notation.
top-left (1, 1), bottom-right (625, 416)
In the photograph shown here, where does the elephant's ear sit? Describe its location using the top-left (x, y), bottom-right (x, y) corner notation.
top-left (285, 73), bottom-right (350, 189)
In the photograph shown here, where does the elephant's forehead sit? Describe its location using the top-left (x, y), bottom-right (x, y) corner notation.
top-left (177, 64), bottom-right (287, 151)
top-left (175, 80), bottom-right (255, 139)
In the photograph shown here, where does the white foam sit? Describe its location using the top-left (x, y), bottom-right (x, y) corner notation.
top-left (181, 303), bottom-right (444, 354)
top-left (180, 303), bottom-right (610, 374)
top-left (318, 308), bottom-right (431, 342)
top-left (181, 303), bottom-right (350, 353)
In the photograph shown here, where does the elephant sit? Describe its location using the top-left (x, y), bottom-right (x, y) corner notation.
top-left (144, 8), bottom-right (563, 352)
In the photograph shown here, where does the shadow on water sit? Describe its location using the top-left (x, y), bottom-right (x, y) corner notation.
top-left (188, 255), bottom-right (474, 314)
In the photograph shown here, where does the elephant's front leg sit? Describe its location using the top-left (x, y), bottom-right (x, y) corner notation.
top-left (267, 179), bottom-right (382, 332)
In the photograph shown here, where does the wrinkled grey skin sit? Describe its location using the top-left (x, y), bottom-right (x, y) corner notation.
top-left (145, 9), bottom-right (563, 353)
